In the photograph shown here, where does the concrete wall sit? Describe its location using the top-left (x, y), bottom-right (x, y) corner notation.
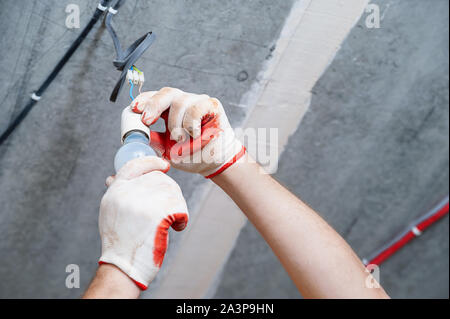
top-left (0, 0), bottom-right (448, 299)
top-left (215, 0), bottom-right (449, 299)
top-left (153, 0), bottom-right (373, 298)
top-left (0, 0), bottom-right (295, 298)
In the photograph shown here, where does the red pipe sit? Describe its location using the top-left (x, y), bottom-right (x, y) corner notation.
top-left (364, 197), bottom-right (449, 266)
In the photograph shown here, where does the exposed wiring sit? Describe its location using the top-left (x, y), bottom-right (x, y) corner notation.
top-left (0, 0), bottom-right (113, 145)
top-left (128, 65), bottom-right (145, 100)
top-left (105, 2), bottom-right (155, 102)
top-left (133, 66), bottom-right (144, 94)
top-left (129, 80), bottom-right (134, 100)
top-left (133, 65), bottom-right (143, 74)
top-left (363, 196), bottom-right (449, 266)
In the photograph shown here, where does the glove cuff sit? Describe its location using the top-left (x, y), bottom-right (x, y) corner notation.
top-left (99, 252), bottom-right (158, 290)
top-left (203, 144), bottom-right (246, 179)
top-left (98, 261), bottom-right (148, 290)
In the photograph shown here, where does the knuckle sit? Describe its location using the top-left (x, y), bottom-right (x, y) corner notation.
top-left (147, 96), bottom-right (160, 109)
top-left (187, 104), bottom-right (202, 119)
top-left (173, 93), bottom-right (193, 109)
top-left (210, 98), bottom-right (220, 108)
top-left (160, 87), bottom-right (181, 95)
top-left (160, 86), bottom-right (173, 93)
top-left (171, 96), bottom-right (185, 109)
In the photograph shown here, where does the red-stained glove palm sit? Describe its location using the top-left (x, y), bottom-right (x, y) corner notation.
top-left (98, 156), bottom-right (189, 290)
top-left (130, 88), bottom-right (246, 178)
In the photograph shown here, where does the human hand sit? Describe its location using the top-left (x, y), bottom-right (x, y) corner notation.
top-left (130, 88), bottom-right (246, 178)
top-left (98, 156), bottom-right (189, 290)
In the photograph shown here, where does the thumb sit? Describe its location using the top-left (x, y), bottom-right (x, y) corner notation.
top-left (167, 212), bottom-right (189, 232)
top-left (153, 212), bottom-right (189, 268)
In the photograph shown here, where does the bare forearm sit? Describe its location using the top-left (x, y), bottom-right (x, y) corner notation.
top-left (82, 264), bottom-right (141, 299)
top-left (213, 156), bottom-right (389, 299)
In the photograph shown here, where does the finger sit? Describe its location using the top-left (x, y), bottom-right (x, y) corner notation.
top-left (152, 213), bottom-right (189, 267)
top-left (105, 175), bottom-right (115, 187)
top-left (166, 105), bottom-right (222, 161)
top-left (130, 91), bottom-right (157, 113)
top-left (115, 156), bottom-right (170, 182)
top-left (141, 87), bottom-right (183, 126)
top-left (167, 124), bottom-right (221, 161)
top-left (169, 212), bottom-right (189, 232)
top-left (182, 98), bottom-right (220, 139)
top-left (149, 131), bottom-right (166, 155)
top-left (168, 93), bottom-right (209, 142)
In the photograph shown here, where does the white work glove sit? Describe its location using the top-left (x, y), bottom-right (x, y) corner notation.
top-left (98, 156), bottom-right (189, 290)
top-left (130, 87), bottom-right (246, 178)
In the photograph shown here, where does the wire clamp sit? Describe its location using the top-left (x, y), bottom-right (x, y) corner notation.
top-left (108, 7), bottom-right (118, 14)
top-left (411, 226), bottom-right (422, 236)
top-left (31, 93), bottom-right (41, 101)
top-left (127, 68), bottom-right (145, 88)
top-left (97, 3), bottom-right (108, 11)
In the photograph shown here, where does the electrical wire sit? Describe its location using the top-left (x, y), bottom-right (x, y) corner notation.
top-left (0, 0), bottom-right (154, 144)
top-left (129, 80), bottom-right (134, 100)
top-left (105, 1), bottom-right (155, 102)
top-left (0, 0), bottom-right (113, 146)
top-left (363, 196), bottom-right (449, 266)
top-left (128, 65), bottom-right (143, 100)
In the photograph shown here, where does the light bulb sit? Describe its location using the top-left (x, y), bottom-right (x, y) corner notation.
top-left (114, 131), bottom-right (156, 172)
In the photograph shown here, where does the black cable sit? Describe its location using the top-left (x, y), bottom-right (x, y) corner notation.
top-left (0, 0), bottom-right (113, 146)
top-left (105, 1), bottom-right (155, 102)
